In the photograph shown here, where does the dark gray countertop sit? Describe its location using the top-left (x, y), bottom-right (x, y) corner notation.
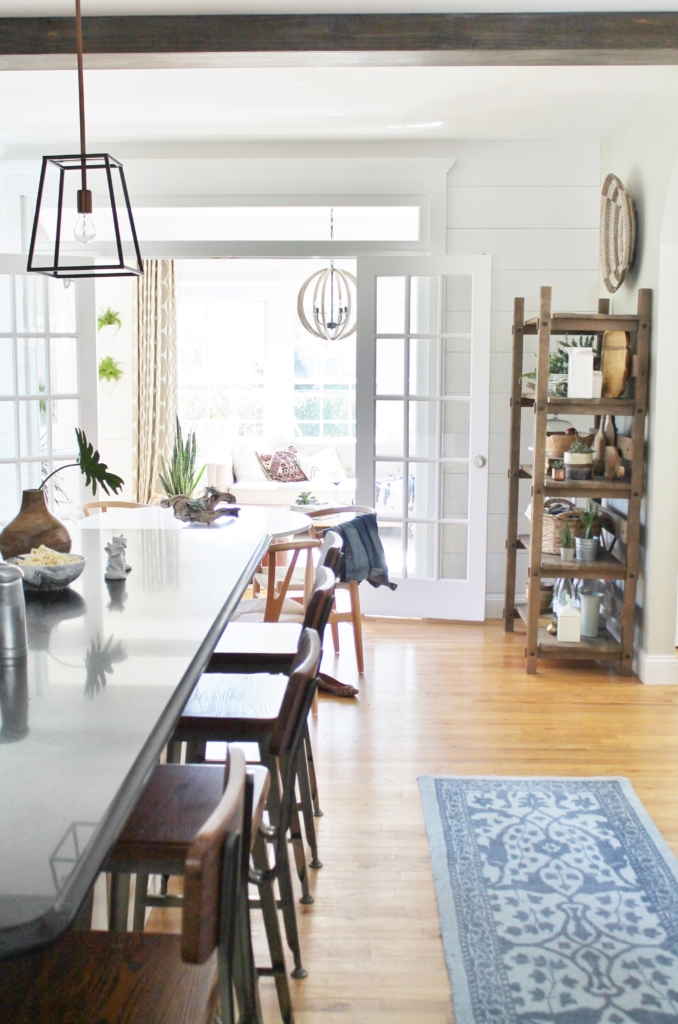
top-left (0, 518), bottom-right (269, 957)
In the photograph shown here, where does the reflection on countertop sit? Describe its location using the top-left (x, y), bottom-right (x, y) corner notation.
top-left (84, 635), bottom-right (128, 699)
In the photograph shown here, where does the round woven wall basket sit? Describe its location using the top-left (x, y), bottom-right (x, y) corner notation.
top-left (600, 173), bottom-right (637, 294)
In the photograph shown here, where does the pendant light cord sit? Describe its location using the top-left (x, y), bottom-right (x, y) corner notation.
top-left (75, 0), bottom-right (87, 191)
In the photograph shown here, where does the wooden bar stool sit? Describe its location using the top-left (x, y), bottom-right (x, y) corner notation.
top-left (0, 748), bottom-right (253, 1024)
top-left (208, 531), bottom-right (344, 819)
top-left (106, 761), bottom-right (296, 1023)
top-left (171, 627), bottom-right (324, 981)
top-left (182, 570), bottom-right (336, 870)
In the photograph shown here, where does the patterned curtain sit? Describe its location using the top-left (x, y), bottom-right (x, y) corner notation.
top-left (132, 260), bottom-right (177, 504)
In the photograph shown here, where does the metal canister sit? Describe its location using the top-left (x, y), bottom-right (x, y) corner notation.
top-left (0, 563), bottom-right (27, 656)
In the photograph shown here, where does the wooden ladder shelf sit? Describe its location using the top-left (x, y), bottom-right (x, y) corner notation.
top-left (503, 287), bottom-right (652, 675)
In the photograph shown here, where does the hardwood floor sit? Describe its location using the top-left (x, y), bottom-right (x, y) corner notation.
top-left (149, 617), bottom-right (678, 1023)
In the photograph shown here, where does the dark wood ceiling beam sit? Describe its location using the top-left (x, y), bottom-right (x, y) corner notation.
top-left (0, 13), bottom-right (677, 67)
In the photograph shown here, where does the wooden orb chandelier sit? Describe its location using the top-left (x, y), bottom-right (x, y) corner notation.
top-left (297, 263), bottom-right (357, 341)
top-left (600, 173), bottom-right (637, 294)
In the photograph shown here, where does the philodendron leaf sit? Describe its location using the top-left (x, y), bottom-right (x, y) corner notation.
top-left (76, 428), bottom-right (124, 496)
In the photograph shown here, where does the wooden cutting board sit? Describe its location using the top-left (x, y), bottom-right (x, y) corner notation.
top-left (600, 330), bottom-right (631, 398)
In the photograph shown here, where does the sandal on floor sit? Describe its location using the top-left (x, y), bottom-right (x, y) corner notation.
top-left (318, 673), bottom-right (359, 698)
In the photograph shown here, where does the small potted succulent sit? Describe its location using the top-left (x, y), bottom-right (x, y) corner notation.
top-left (295, 490), bottom-right (319, 506)
top-left (575, 504), bottom-right (600, 561)
top-left (565, 440), bottom-right (594, 480)
top-left (97, 307), bottom-right (122, 346)
top-left (551, 458), bottom-right (566, 481)
top-left (560, 522), bottom-right (575, 561)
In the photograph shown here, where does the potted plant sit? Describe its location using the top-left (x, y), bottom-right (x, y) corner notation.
top-left (295, 491), bottom-right (319, 506)
top-left (521, 350), bottom-right (569, 395)
top-left (551, 458), bottom-right (566, 481)
top-left (159, 416), bottom-right (206, 498)
top-left (560, 523), bottom-right (575, 561)
top-left (575, 504), bottom-right (600, 561)
top-left (0, 429), bottom-right (123, 558)
top-left (98, 355), bottom-right (123, 395)
top-left (97, 307), bottom-right (122, 346)
top-left (565, 440), bottom-right (594, 480)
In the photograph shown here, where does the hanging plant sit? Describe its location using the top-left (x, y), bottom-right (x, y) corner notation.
top-left (99, 355), bottom-right (123, 383)
top-left (97, 307), bottom-right (122, 332)
top-left (98, 307), bottom-right (122, 346)
top-left (98, 355), bottom-right (123, 395)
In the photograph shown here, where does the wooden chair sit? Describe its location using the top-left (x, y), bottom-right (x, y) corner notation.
top-left (77, 500), bottom-right (148, 517)
top-left (0, 748), bottom-right (253, 1024)
top-left (306, 505), bottom-right (374, 674)
top-left (234, 536), bottom-right (321, 622)
top-left (172, 627), bottom-right (324, 981)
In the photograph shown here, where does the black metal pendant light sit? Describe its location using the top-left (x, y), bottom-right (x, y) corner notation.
top-left (27, 0), bottom-right (143, 279)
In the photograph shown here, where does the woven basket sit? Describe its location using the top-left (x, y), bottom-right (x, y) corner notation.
top-left (546, 432), bottom-right (595, 460)
top-left (600, 173), bottom-right (637, 294)
top-left (542, 499), bottom-right (583, 554)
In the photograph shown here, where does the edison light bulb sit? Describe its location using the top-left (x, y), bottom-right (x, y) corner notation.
top-left (74, 213), bottom-right (96, 244)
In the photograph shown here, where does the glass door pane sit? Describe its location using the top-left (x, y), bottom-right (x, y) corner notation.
top-left (0, 269), bottom-right (85, 524)
top-left (362, 258), bottom-right (488, 613)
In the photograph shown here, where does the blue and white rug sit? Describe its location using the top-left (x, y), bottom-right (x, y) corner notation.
top-left (419, 776), bottom-right (678, 1024)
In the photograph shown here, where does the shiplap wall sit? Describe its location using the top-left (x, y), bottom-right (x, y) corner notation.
top-left (446, 141), bottom-right (601, 617)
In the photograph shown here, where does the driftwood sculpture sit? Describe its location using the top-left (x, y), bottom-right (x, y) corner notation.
top-left (161, 486), bottom-right (239, 525)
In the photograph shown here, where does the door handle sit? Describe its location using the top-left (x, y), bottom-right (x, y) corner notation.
top-left (473, 455), bottom-right (487, 468)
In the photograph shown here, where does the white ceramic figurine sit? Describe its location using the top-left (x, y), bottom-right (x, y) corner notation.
top-left (104, 534), bottom-right (131, 581)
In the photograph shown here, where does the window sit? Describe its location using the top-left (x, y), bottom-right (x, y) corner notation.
top-left (177, 300), bottom-right (265, 458)
top-left (293, 315), bottom-right (356, 440)
top-left (176, 260), bottom-right (356, 462)
top-left (0, 273), bottom-right (82, 520)
top-left (132, 206), bottom-right (419, 242)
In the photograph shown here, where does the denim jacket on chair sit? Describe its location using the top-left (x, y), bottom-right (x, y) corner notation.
top-left (335, 513), bottom-right (397, 591)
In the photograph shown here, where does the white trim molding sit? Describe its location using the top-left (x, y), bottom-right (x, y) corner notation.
top-left (485, 594), bottom-right (506, 619)
top-left (635, 649), bottom-right (678, 686)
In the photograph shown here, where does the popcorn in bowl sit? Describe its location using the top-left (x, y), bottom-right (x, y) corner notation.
top-left (15, 545), bottom-right (82, 567)
top-left (9, 546), bottom-right (86, 591)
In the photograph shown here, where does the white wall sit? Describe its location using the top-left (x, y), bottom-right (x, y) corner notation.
top-left (446, 141), bottom-right (600, 616)
top-left (0, 142), bottom-right (601, 620)
top-left (600, 68), bottom-right (678, 683)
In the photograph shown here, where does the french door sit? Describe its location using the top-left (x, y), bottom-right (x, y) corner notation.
top-left (0, 255), bottom-right (97, 522)
top-left (356, 255), bottom-right (491, 620)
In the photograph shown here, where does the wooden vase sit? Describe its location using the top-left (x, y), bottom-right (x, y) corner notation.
top-left (0, 489), bottom-right (72, 559)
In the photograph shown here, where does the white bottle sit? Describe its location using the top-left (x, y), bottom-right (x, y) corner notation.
top-left (557, 595), bottom-right (581, 643)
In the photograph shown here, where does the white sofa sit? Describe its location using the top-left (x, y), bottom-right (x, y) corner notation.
top-left (207, 440), bottom-right (356, 507)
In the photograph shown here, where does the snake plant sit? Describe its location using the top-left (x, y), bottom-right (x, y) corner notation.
top-left (159, 416), bottom-right (205, 498)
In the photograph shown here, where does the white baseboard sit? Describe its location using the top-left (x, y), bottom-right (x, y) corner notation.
top-left (485, 594), bottom-right (506, 619)
top-left (635, 649), bottom-right (678, 685)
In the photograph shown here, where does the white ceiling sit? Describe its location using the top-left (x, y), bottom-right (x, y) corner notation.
top-left (0, 66), bottom-right (669, 147)
top-left (1, 1), bottom-right (676, 12)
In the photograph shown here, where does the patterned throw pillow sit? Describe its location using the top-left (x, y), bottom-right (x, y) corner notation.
top-left (298, 447), bottom-right (347, 485)
top-left (256, 443), bottom-right (307, 483)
